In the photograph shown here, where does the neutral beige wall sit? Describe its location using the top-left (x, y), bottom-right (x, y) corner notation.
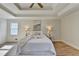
top-left (0, 20), bottom-right (7, 44)
top-left (41, 19), bottom-right (61, 41)
top-left (6, 19), bottom-right (61, 42)
top-left (7, 20), bottom-right (34, 42)
top-left (61, 11), bottom-right (79, 49)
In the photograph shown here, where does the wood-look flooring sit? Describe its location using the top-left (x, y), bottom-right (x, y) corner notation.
top-left (53, 41), bottom-right (79, 56)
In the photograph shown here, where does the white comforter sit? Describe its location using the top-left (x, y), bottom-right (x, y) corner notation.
top-left (19, 34), bottom-right (56, 56)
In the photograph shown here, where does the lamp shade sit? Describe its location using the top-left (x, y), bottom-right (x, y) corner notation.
top-left (46, 26), bottom-right (52, 31)
top-left (24, 26), bottom-right (29, 31)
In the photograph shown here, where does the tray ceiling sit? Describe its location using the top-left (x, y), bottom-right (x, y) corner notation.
top-left (0, 3), bottom-right (79, 19)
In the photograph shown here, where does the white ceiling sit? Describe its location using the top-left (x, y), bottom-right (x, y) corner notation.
top-left (0, 3), bottom-right (79, 20)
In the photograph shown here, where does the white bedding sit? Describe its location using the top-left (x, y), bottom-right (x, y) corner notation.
top-left (19, 32), bottom-right (56, 56)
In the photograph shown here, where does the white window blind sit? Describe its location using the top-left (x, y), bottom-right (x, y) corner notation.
top-left (10, 23), bottom-right (18, 35)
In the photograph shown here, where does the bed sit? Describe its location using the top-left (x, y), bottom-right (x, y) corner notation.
top-left (18, 31), bottom-right (56, 56)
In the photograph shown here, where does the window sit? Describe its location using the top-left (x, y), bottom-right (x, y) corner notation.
top-left (10, 23), bottom-right (18, 35)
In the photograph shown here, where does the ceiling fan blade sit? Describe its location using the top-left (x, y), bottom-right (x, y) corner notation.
top-left (30, 3), bottom-right (34, 8)
top-left (38, 3), bottom-right (43, 8)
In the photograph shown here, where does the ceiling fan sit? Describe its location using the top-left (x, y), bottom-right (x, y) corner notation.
top-left (29, 3), bottom-right (43, 8)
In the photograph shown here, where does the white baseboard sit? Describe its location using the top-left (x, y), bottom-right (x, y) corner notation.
top-left (53, 40), bottom-right (79, 50)
top-left (62, 40), bottom-right (79, 50)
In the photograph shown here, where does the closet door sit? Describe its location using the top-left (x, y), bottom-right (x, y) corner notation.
top-left (0, 20), bottom-right (7, 44)
top-left (0, 22), bottom-right (1, 43)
